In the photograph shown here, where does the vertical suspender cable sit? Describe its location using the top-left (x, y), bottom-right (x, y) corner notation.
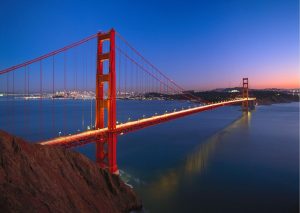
top-left (23, 67), bottom-right (26, 134)
top-left (39, 61), bottom-right (43, 138)
top-left (124, 46), bottom-right (127, 99)
top-left (81, 48), bottom-right (85, 130)
top-left (64, 52), bottom-right (67, 135)
top-left (12, 71), bottom-right (14, 133)
top-left (52, 56), bottom-right (55, 136)
top-left (118, 48), bottom-right (121, 97)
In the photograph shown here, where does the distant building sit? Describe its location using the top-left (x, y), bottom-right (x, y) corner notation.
top-left (228, 89), bottom-right (239, 93)
top-left (183, 90), bottom-right (195, 94)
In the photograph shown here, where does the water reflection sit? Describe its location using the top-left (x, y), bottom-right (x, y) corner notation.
top-left (185, 111), bottom-right (251, 175)
top-left (146, 111), bottom-right (251, 199)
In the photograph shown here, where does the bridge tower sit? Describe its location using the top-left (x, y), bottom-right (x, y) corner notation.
top-left (95, 29), bottom-right (118, 175)
top-left (242, 77), bottom-right (249, 111)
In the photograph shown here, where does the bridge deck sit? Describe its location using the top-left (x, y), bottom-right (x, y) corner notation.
top-left (39, 98), bottom-right (255, 147)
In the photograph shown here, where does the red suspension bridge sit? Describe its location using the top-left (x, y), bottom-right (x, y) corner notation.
top-left (0, 29), bottom-right (255, 174)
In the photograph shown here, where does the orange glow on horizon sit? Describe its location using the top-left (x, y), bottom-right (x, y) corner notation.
top-left (191, 69), bottom-right (300, 90)
top-left (250, 70), bottom-right (300, 89)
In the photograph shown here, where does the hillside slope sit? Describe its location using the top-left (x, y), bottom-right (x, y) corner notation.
top-left (0, 130), bottom-right (142, 213)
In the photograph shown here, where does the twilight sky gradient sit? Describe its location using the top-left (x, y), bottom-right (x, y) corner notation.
top-left (0, 0), bottom-right (298, 90)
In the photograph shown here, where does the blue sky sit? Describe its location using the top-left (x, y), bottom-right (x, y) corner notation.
top-left (0, 0), bottom-right (298, 89)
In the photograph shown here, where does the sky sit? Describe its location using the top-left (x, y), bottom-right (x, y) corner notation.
top-left (0, 0), bottom-right (299, 90)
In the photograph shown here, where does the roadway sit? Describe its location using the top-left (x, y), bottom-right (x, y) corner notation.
top-left (39, 98), bottom-right (256, 147)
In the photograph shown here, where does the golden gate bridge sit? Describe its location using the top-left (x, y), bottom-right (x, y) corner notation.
top-left (0, 29), bottom-right (255, 174)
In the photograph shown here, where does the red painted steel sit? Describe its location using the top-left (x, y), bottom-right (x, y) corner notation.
top-left (242, 78), bottom-right (249, 111)
top-left (95, 29), bottom-right (118, 174)
top-left (107, 29), bottom-right (118, 174)
top-left (95, 32), bottom-right (106, 168)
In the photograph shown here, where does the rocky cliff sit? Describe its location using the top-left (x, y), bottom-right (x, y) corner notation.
top-left (0, 130), bottom-right (142, 213)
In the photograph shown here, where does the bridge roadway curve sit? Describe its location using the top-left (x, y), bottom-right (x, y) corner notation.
top-left (39, 98), bottom-right (256, 147)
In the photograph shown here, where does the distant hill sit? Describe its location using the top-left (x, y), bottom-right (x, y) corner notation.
top-left (250, 90), bottom-right (299, 105)
top-left (146, 88), bottom-right (299, 105)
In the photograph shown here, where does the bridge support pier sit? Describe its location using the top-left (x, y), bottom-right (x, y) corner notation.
top-left (96, 138), bottom-right (106, 168)
top-left (95, 29), bottom-right (118, 175)
top-left (108, 132), bottom-right (118, 175)
top-left (248, 100), bottom-right (256, 110)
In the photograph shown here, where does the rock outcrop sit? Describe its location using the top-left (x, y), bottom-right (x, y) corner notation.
top-left (0, 130), bottom-right (142, 213)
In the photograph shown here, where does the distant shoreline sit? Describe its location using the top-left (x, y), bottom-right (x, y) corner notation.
top-left (1, 89), bottom-right (298, 106)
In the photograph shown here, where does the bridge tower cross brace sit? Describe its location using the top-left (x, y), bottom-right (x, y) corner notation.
top-left (95, 29), bottom-right (118, 174)
top-left (242, 77), bottom-right (249, 111)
